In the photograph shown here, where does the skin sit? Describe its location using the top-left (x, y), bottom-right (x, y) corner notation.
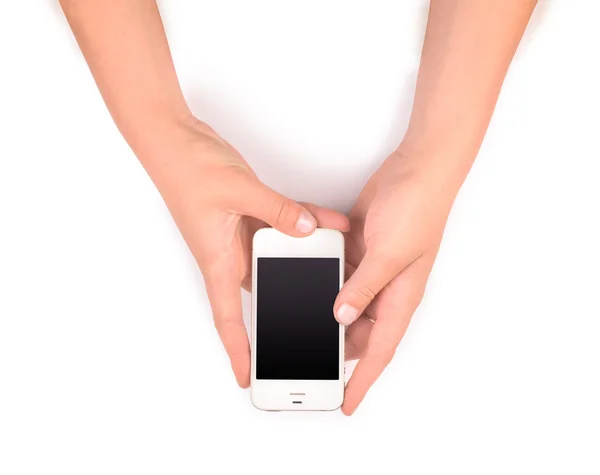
top-left (59, 0), bottom-right (538, 415)
top-left (58, 0), bottom-right (350, 389)
top-left (336, 0), bottom-right (539, 415)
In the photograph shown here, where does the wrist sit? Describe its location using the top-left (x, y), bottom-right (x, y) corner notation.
top-left (398, 113), bottom-right (489, 178)
top-left (121, 107), bottom-right (195, 161)
top-left (125, 112), bottom-right (226, 175)
top-left (388, 141), bottom-right (475, 201)
top-left (127, 114), bottom-right (232, 194)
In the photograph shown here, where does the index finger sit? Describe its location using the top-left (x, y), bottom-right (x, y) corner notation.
top-left (341, 257), bottom-right (429, 415)
top-left (203, 261), bottom-right (250, 388)
top-left (341, 321), bottom-right (404, 415)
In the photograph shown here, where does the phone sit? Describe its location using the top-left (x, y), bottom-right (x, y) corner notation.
top-left (251, 228), bottom-right (345, 411)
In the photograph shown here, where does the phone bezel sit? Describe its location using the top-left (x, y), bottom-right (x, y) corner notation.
top-left (250, 228), bottom-right (345, 411)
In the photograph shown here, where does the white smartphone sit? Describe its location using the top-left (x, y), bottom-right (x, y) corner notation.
top-left (251, 228), bottom-right (345, 411)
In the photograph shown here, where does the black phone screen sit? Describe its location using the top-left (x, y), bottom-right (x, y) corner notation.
top-left (256, 257), bottom-right (340, 380)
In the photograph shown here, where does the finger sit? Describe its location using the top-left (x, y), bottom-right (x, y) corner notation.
top-left (241, 277), bottom-right (252, 293)
top-left (343, 262), bottom-right (377, 360)
top-left (238, 205), bottom-right (347, 293)
top-left (345, 316), bottom-right (373, 360)
top-left (345, 261), bottom-right (357, 280)
top-left (345, 261), bottom-right (383, 319)
top-left (345, 231), bottom-right (366, 268)
top-left (301, 203), bottom-right (350, 232)
top-left (203, 261), bottom-right (250, 388)
top-left (234, 180), bottom-right (317, 237)
top-left (240, 217), bottom-right (266, 293)
top-left (341, 258), bottom-right (430, 415)
top-left (341, 323), bottom-right (402, 415)
top-left (334, 247), bottom-right (411, 326)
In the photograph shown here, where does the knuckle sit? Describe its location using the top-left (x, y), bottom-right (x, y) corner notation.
top-left (381, 347), bottom-right (396, 365)
top-left (356, 285), bottom-right (377, 303)
top-left (371, 333), bottom-right (398, 360)
top-left (406, 280), bottom-right (427, 310)
top-left (414, 285), bottom-right (426, 306)
top-left (367, 324), bottom-right (402, 363)
top-left (213, 318), bottom-right (243, 346)
top-left (369, 344), bottom-right (397, 366)
top-left (213, 317), bottom-right (227, 334)
top-left (270, 198), bottom-right (295, 228)
top-left (213, 316), bottom-right (233, 334)
top-left (366, 247), bottom-right (403, 275)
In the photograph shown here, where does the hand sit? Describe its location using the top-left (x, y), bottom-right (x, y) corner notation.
top-left (144, 118), bottom-right (350, 388)
top-left (336, 150), bottom-right (458, 415)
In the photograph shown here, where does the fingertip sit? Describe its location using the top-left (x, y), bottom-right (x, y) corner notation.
top-left (341, 402), bottom-right (356, 416)
top-left (230, 354), bottom-right (251, 388)
top-left (341, 387), bottom-right (365, 416)
top-left (299, 203), bottom-right (350, 232)
top-left (335, 302), bottom-right (360, 326)
top-left (330, 212), bottom-right (350, 232)
top-left (243, 183), bottom-right (317, 236)
top-left (233, 368), bottom-right (250, 389)
top-left (338, 217), bottom-right (351, 232)
top-left (295, 210), bottom-right (317, 235)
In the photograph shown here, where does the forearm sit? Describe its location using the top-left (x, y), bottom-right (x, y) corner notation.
top-left (401, 0), bottom-right (538, 186)
top-left (59, 0), bottom-right (191, 162)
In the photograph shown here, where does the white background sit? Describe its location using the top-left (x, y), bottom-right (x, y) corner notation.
top-left (1, 1), bottom-right (599, 474)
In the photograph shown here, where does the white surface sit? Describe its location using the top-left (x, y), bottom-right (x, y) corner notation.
top-left (251, 229), bottom-right (345, 411)
top-left (1, 1), bottom-right (599, 474)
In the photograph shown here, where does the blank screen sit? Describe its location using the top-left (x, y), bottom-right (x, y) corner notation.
top-left (256, 257), bottom-right (340, 380)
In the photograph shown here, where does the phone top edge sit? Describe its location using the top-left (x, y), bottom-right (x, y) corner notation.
top-left (252, 228), bottom-right (345, 250)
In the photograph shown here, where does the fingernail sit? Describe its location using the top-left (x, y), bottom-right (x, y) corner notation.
top-left (295, 212), bottom-right (316, 234)
top-left (337, 303), bottom-right (359, 325)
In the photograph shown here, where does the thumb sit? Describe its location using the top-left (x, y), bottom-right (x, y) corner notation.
top-left (334, 249), bottom-right (404, 326)
top-left (235, 180), bottom-right (317, 237)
